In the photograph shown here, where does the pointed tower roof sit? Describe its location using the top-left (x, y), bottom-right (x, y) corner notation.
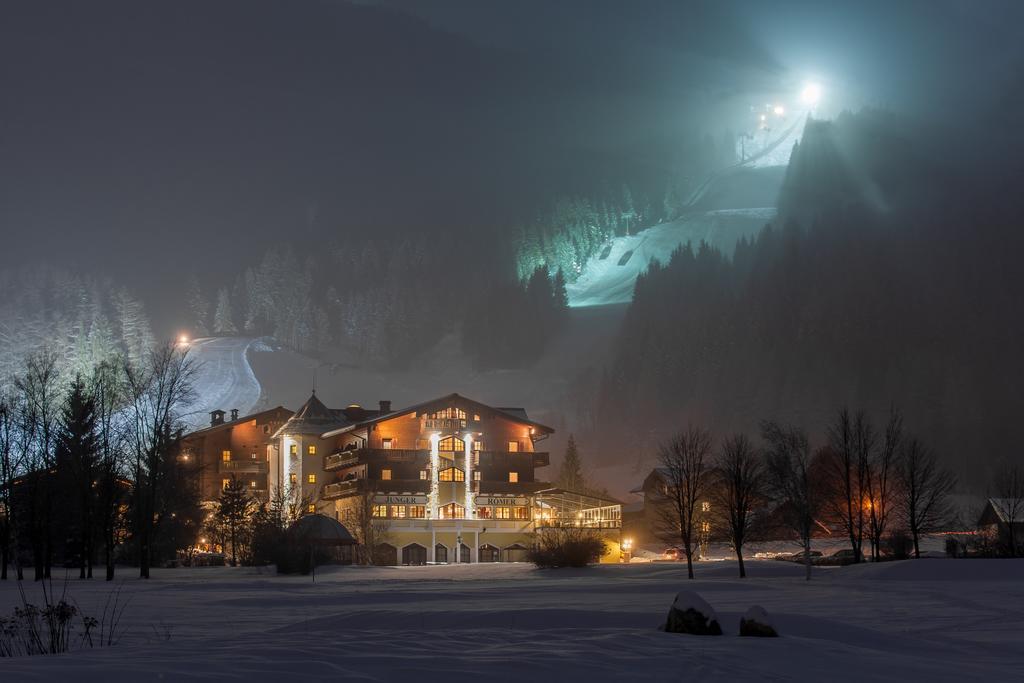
top-left (274, 392), bottom-right (346, 437)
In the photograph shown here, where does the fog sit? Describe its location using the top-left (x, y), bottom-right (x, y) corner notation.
top-left (2, 0), bottom-right (1023, 491)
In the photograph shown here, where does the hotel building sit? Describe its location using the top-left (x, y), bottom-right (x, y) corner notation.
top-left (179, 393), bottom-right (623, 564)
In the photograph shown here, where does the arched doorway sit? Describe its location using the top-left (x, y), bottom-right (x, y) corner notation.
top-left (402, 543), bottom-right (427, 566)
top-left (374, 543), bottom-right (398, 566)
top-left (459, 543), bottom-right (471, 564)
top-left (479, 544), bottom-right (500, 563)
top-left (504, 543), bottom-right (529, 562)
top-left (434, 544), bottom-right (448, 564)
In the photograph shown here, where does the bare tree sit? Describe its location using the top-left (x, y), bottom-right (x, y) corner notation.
top-left (657, 426), bottom-right (713, 579)
top-left (348, 483), bottom-right (389, 566)
top-left (895, 437), bottom-right (954, 558)
top-left (91, 359), bottom-right (127, 581)
top-left (0, 392), bottom-right (17, 580)
top-left (865, 410), bottom-right (902, 560)
top-left (123, 342), bottom-right (196, 578)
top-left (824, 408), bottom-right (874, 564)
top-left (762, 420), bottom-right (821, 581)
top-left (711, 433), bottom-right (764, 578)
top-left (992, 462), bottom-right (1024, 557)
top-left (15, 349), bottom-right (63, 580)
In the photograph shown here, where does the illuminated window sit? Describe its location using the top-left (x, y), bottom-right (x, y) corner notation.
top-left (409, 505), bottom-right (426, 519)
top-left (439, 467), bottom-right (464, 482)
top-left (249, 480), bottom-right (257, 488)
top-left (514, 507), bottom-right (529, 520)
top-left (508, 472), bottom-right (519, 483)
top-left (431, 407), bottom-right (466, 420)
top-left (307, 504), bottom-right (316, 514)
top-left (473, 414), bottom-right (481, 421)
top-left (289, 473), bottom-right (297, 485)
top-left (494, 507), bottom-right (511, 520)
top-left (382, 438), bottom-right (394, 449)
top-left (507, 441), bottom-right (519, 453)
top-left (473, 471), bottom-right (481, 481)
top-left (372, 504), bottom-right (387, 518)
top-left (472, 440), bottom-right (484, 452)
top-left (289, 444), bottom-right (297, 456)
top-left (390, 505), bottom-right (407, 519)
top-left (307, 445), bottom-right (316, 455)
top-left (381, 469), bottom-right (393, 480)
top-left (438, 436), bottom-right (465, 452)
top-left (478, 507), bottom-right (491, 519)
top-left (439, 503), bottom-right (465, 519)
top-left (222, 478), bottom-right (230, 490)
top-left (222, 450), bottom-right (231, 462)
top-left (419, 470), bottom-right (428, 480)
top-left (250, 452), bottom-right (258, 460)
top-left (307, 474), bottom-right (316, 484)
top-left (702, 501), bottom-right (711, 513)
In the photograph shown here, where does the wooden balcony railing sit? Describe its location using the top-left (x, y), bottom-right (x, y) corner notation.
top-left (219, 460), bottom-right (268, 474)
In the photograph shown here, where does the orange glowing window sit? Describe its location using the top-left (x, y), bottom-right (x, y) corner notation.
top-left (307, 445), bottom-right (316, 455)
top-left (507, 441), bottom-right (519, 453)
top-left (382, 438), bottom-right (394, 450)
top-left (381, 469), bottom-right (393, 480)
top-left (221, 450), bottom-right (231, 462)
top-left (307, 474), bottom-right (316, 484)
top-left (508, 472), bottom-right (519, 483)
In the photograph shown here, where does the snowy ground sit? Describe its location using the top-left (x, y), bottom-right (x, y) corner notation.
top-left (2, 557), bottom-right (1022, 681)
top-left (180, 337), bottom-right (262, 430)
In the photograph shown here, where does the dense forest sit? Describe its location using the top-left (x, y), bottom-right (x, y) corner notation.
top-left (183, 233), bottom-right (568, 370)
top-left (595, 109), bottom-right (1024, 486)
top-left (0, 267), bottom-right (154, 387)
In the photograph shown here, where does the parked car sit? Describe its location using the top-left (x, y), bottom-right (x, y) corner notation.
top-left (782, 548), bottom-right (823, 561)
top-left (815, 548), bottom-right (865, 566)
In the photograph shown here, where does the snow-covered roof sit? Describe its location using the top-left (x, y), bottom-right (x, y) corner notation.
top-left (984, 498), bottom-right (1024, 524)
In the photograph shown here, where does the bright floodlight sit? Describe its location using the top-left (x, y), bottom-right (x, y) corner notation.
top-left (178, 334), bottom-right (190, 346)
top-left (801, 82), bottom-right (822, 106)
top-left (773, 105), bottom-right (785, 116)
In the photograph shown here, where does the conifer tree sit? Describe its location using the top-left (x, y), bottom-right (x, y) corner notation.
top-left (214, 288), bottom-right (237, 334)
top-left (216, 475), bottom-right (255, 566)
top-left (557, 434), bottom-right (586, 492)
top-left (185, 274), bottom-right (210, 336)
top-left (56, 375), bottom-right (100, 578)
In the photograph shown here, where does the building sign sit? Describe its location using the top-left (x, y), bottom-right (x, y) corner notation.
top-left (379, 495), bottom-right (428, 505)
top-left (476, 496), bottom-right (528, 506)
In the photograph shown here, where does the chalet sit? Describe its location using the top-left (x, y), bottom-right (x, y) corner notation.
top-left (179, 392), bottom-right (624, 564)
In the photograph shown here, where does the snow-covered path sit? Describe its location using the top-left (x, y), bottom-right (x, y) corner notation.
top-left (1, 559), bottom-right (1022, 681)
top-left (181, 337), bottom-right (262, 429)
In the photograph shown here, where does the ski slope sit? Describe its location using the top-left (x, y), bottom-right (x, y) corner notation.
top-left (567, 208), bottom-right (776, 307)
top-left (567, 112), bottom-right (804, 308)
top-left (180, 337), bottom-right (262, 429)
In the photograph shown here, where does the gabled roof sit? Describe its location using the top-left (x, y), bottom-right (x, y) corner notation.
top-left (982, 498), bottom-right (1024, 524)
top-left (182, 406), bottom-right (292, 438)
top-left (320, 393), bottom-right (554, 438)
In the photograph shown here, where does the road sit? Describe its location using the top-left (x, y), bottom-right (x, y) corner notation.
top-left (181, 337), bottom-right (262, 430)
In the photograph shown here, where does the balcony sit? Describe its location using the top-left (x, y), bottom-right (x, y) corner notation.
top-left (322, 480), bottom-right (363, 499)
top-left (218, 460), bottom-right (268, 474)
top-left (324, 448), bottom-right (428, 471)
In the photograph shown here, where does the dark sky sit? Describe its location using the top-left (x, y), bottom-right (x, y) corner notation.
top-left (1, 0), bottom-right (1021, 328)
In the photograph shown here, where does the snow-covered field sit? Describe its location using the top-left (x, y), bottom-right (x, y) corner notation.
top-left (2, 558), bottom-right (1022, 681)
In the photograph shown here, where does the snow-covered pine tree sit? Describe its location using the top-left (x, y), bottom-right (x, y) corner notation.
top-left (214, 287), bottom-right (237, 335)
top-left (185, 274), bottom-right (210, 336)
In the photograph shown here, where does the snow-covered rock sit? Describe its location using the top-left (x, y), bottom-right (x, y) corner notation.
top-left (739, 605), bottom-right (778, 637)
top-left (662, 590), bottom-right (722, 635)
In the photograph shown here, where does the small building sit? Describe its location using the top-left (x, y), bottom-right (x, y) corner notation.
top-left (977, 498), bottom-right (1024, 553)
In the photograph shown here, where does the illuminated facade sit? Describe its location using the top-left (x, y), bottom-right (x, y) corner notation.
top-left (180, 393), bottom-right (624, 564)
